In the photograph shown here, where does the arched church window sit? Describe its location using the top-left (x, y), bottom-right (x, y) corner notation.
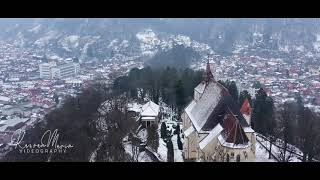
top-left (236, 154), bottom-right (241, 162)
top-left (243, 151), bottom-right (248, 160)
top-left (226, 154), bottom-right (230, 162)
top-left (230, 152), bottom-right (234, 159)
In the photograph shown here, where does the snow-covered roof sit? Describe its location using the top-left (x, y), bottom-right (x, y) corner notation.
top-left (141, 101), bottom-right (159, 117)
top-left (184, 126), bottom-right (195, 138)
top-left (127, 102), bottom-right (142, 113)
top-left (185, 82), bottom-right (222, 132)
top-left (218, 134), bottom-right (251, 149)
top-left (194, 82), bottom-right (206, 94)
top-left (141, 116), bottom-right (156, 120)
top-left (0, 96), bottom-right (10, 102)
top-left (243, 114), bottom-right (251, 125)
top-left (243, 127), bottom-right (255, 133)
top-left (65, 79), bottom-right (82, 84)
top-left (0, 117), bottom-right (29, 132)
top-left (199, 123), bottom-right (223, 150)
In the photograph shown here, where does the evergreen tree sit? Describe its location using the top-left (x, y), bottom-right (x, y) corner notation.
top-left (174, 124), bottom-right (181, 135)
top-left (87, 45), bottom-right (95, 57)
top-left (252, 88), bottom-right (274, 135)
top-left (175, 80), bottom-right (185, 118)
top-left (147, 44), bottom-right (200, 69)
top-left (296, 93), bottom-right (304, 125)
top-left (228, 81), bottom-right (239, 102)
top-left (265, 96), bottom-right (275, 135)
top-left (167, 138), bottom-right (174, 162)
top-left (53, 93), bottom-right (59, 105)
top-left (252, 81), bottom-right (262, 89)
top-left (147, 124), bottom-right (159, 151)
top-left (73, 57), bottom-right (79, 63)
top-left (177, 134), bottom-right (183, 150)
top-left (113, 66), bottom-right (203, 112)
top-left (239, 90), bottom-right (252, 106)
top-left (160, 122), bottom-right (167, 139)
top-left (218, 80), bottom-right (239, 102)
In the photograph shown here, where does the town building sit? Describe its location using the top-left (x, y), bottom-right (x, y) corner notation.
top-left (39, 62), bottom-right (56, 79)
top-left (39, 61), bottom-right (80, 79)
top-left (182, 60), bottom-right (256, 162)
top-left (140, 100), bottom-right (160, 127)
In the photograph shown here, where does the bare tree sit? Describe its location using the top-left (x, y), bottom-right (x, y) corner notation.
top-left (94, 93), bottom-right (137, 162)
top-left (147, 123), bottom-right (159, 152)
top-left (266, 105), bottom-right (276, 159)
top-left (128, 133), bottom-right (141, 162)
top-left (275, 102), bottom-right (296, 162)
top-left (303, 110), bottom-right (320, 162)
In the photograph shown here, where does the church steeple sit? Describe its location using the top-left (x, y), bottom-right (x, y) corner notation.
top-left (204, 55), bottom-right (214, 83)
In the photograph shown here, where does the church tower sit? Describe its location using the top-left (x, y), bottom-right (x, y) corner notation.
top-left (194, 56), bottom-right (215, 101)
top-left (204, 57), bottom-right (214, 83)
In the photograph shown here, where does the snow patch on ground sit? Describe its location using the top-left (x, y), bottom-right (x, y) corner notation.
top-left (136, 29), bottom-right (160, 56)
top-left (279, 45), bottom-right (290, 53)
top-left (313, 41), bottom-right (320, 52)
top-left (127, 102), bottom-right (142, 113)
top-left (137, 128), bottom-right (148, 143)
top-left (157, 138), bottom-right (168, 161)
top-left (136, 28), bottom-right (214, 59)
top-left (60, 35), bottom-right (80, 51)
top-left (108, 39), bottom-right (119, 48)
top-left (138, 151), bottom-right (153, 162)
top-left (29, 24), bottom-right (42, 33)
top-left (89, 142), bottom-right (103, 162)
top-left (123, 141), bottom-right (134, 157)
top-left (35, 31), bottom-right (58, 47)
top-left (255, 141), bottom-right (276, 162)
top-left (124, 138), bottom-right (153, 162)
top-left (172, 134), bottom-right (183, 162)
top-left (256, 135), bottom-right (302, 162)
top-left (295, 45), bottom-right (305, 52)
top-left (66, 35), bottom-right (80, 46)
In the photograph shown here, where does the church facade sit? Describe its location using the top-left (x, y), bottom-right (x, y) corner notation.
top-left (182, 60), bottom-right (256, 162)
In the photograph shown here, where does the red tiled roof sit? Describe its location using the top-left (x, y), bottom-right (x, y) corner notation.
top-left (221, 108), bottom-right (249, 145)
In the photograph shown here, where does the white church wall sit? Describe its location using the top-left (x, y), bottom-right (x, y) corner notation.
top-left (186, 131), bottom-right (198, 160)
top-left (200, 137), bottom-right (219, 161)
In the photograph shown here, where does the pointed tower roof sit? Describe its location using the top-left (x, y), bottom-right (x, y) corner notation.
top-left (204, 56), bottom-right (214, 83)
top-left (240, 98), bottom-right (252, 116)
top-left (221, 108), bottom-right (249, 145)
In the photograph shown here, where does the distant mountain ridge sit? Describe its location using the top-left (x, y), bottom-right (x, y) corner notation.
top-left (1, 18), bottom-right (320, 60)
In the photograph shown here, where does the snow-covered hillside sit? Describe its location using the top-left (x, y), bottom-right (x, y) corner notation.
top-left (2, 18), bottom-right (320, 59)
top-left (135, 28), bottom-right (214, 60)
